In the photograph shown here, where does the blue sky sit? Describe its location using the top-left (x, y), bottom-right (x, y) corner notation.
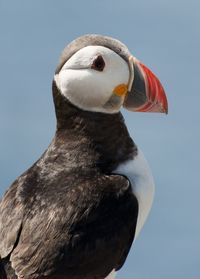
top-left (0, 0), bottom-right (200, 278)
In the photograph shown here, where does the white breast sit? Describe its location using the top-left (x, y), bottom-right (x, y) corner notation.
top-left (113, 148), bottom-right (155, 239)
top-left (105, 270), bottom-right (116, 279)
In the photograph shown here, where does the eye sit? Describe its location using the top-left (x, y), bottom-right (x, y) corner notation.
top-left (91, 55), bottom-right (105, 72)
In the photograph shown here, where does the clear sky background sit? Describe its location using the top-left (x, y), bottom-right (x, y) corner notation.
top-left (0, 0), bottom-right (199, 278)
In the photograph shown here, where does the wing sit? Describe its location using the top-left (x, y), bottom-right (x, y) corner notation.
top-left (61, 174), bottom-right (139, 278)
top-left (0, 171), bottom-right (138, 279)
top-left (0, 178), bottom-right (24, 259)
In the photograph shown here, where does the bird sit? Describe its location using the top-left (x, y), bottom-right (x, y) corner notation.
top-left (0, 34), bottom-right (168, 279)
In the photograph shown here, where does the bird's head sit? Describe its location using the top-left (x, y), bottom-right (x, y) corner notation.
top-left (53, 34), bottom-right (168, 116)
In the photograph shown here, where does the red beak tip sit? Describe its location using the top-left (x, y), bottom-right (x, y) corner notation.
top-left (138, 62), bottom-right (168, 114)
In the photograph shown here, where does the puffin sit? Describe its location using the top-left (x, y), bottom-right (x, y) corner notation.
top-left (0, 34), bottom-right (168, 279)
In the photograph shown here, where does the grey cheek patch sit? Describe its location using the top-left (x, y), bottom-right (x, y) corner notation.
top-left (103, 95), bottom-right (122, 111)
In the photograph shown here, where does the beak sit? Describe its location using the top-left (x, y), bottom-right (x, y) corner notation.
top-left (123, 56), bottom-right (168, 114)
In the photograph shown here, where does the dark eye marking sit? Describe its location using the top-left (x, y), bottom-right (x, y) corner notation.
top-left (91, 55), bottom-right (105, 72)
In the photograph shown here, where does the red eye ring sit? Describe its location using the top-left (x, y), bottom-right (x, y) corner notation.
top-left (91, 55), bottom-right (105, 72)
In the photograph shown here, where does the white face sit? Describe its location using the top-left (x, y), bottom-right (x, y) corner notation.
top-left (54, 46), bottom-right (130, 113)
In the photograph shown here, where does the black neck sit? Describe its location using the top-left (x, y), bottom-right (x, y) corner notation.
top-left (50, 81), bottom-right (137, 173)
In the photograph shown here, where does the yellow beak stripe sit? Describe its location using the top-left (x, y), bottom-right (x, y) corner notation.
top-left (113, 84), bottom-right (128, 97)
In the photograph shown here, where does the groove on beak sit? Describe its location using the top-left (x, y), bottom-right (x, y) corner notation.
top-left (123, 56), bottom-right (168, 114)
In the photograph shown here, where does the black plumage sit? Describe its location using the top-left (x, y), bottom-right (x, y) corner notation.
top-left (0, 35), bottom-right (139, 279)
